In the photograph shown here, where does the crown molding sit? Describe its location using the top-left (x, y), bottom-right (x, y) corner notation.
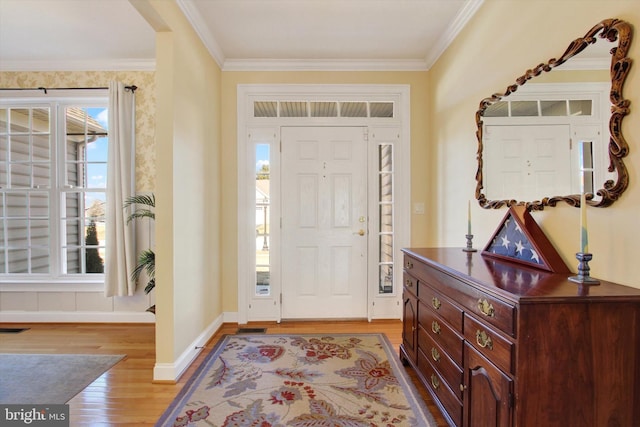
top-left (424, 0), bottom-right (485, 69)
top-left (177, 0), bottom-right (225, 68)
top-left (222, 58), bottom-right (429, 72)
top-left (178, 0), bottom-right (483, 72)
top-left (0, 59), bottom-right (155, 72)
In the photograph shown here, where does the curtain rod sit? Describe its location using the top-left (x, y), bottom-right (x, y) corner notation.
top-left (0, 85), bottom-right (137, 94)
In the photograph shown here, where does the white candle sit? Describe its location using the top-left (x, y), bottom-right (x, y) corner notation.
top-left (467, 200), bottom-right (472, 235)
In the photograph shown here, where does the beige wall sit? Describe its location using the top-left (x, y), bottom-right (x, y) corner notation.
top-left (428, 0), bottom-right (639, 288)
top-left (149, 0), bottom-right (222, 364)
top-left (220, 71), bottom-right (429, 312)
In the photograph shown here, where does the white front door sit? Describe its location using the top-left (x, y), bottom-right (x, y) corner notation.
top-left (280, 126), bottom-right (368, 319)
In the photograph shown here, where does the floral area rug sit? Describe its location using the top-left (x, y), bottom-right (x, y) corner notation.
top-left (155, 334), bottom-right (437, 427)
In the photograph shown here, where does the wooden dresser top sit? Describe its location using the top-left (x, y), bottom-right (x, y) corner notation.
top-left (403, 248), bottom-right (640, 303)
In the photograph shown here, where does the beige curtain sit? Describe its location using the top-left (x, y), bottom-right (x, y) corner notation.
top-left (104, 81), bottom-right (136, 297)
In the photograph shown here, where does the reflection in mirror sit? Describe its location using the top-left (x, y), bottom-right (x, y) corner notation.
top-left (482, 83), bottom-right (608, 203)
top-left (580, 140), bottom-right (595, 194)
top-left (475, 19), bottom-right (633, 210)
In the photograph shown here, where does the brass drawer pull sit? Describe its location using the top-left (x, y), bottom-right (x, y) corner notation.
top-left (430, 374), bottom-right (440, 390)
top-left (477, 298), bottom-right (496, 317)
top-left (405, 279), bottom-right (413, 287)
top-left (431, 320), bottom-right (441, 335)
top-left (406, 260), bottom-right (414, 269)
top-left (431, 347), bottom-right (441, 362)
top-left (432, 296), bottom-right (441, 310)
top-left (476, 330), bottom-right (494, 350)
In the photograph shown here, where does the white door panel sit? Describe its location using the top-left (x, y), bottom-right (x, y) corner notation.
top-left (484, 125), bottom-right (571, 201)
top-left (281, 127), bottom-right (367, 319)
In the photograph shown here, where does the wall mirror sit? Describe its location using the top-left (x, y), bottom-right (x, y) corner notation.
top-left (475, 18), bottom-right (633, 210)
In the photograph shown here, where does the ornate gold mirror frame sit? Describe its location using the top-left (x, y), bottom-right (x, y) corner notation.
top-left (475, 18), bottom-right (633, 210)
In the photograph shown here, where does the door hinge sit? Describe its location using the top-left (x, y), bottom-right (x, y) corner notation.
top-left (509, 393), bottom-right (515, 408)
top-left (569, 137), bottom-right (572, 150)
top-left (363, 128), bottom-right (369, 142)
top-left (280, 293), bottom-right (282, 304)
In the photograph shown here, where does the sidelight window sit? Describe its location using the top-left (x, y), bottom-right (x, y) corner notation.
top-left (378, 143), bottom-right (394, 294)
top-left (255, 144), bottom-right (270, 296)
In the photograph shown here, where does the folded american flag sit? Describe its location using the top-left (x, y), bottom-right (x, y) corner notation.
top-left (486, 214), bottom-right (543, 265)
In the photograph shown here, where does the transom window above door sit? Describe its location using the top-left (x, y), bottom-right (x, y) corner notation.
top-left (253, 100), bottom-right (394, 118)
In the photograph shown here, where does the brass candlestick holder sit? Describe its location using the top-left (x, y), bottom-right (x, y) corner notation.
top-left (568, 252), bottom-right (600, 285)
top-left (463, 234), bottom-right (477, 252)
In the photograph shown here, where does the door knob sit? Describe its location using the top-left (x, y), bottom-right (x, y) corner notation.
top-left (353, 229), bottom-right (365, 236)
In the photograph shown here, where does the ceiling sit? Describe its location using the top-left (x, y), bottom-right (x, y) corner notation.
top-left (0, 0), bottom-right (485, 72)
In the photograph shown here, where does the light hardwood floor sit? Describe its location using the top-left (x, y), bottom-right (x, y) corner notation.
top-left (0, 321), bottom-right (448, 426)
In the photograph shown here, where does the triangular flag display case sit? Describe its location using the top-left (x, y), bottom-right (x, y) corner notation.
top-left (483, 205), bottom-right (570, 273)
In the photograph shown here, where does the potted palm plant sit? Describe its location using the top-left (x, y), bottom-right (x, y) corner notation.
top-left (124, 194), bottom-right (155, 313)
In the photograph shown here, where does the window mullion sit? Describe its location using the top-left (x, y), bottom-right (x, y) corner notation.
top-left (51, 103), bottom-right (64, 277)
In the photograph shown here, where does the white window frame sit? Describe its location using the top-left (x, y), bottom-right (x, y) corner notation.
top-left (237, 84), bottom-right (411, 323)
top-left (0, 90), bottom-right (109, 292)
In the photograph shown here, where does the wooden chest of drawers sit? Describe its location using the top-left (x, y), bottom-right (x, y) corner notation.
top-left (400, 248), bottom-right (640, 427)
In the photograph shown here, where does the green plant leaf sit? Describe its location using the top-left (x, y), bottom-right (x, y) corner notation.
top-left (124, 194), bottom-right (155, 224)
top-left (144, 278), bottom-right (155, 295)
top-left (126, 193), bottom-right (156, 297)
top-left (132, 249), bottom-right (155, 281)
top-left (123, 194), bottom-right (155, 209)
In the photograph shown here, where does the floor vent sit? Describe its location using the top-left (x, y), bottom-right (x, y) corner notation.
top-left (236, 328), bottom-right (267, 334)
top-left (0, 328), bottom-right (29, 333)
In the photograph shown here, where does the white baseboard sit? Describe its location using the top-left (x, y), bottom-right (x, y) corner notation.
top-left (223, 311), bottom-right (238, 323)
top-left (0, 311), bottom-right (155, 323)
top-left (153, 313), bottom-right (224, 382)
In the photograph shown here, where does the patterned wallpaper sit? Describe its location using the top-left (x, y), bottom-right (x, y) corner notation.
top-left (0, 71), bottom-right (156, 192)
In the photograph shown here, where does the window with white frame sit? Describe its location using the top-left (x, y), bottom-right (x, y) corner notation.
top-left (378, 143), bottom-right (394, 294)
top-left (0, 97), bottom-right (108, 278)
top-left (255, 143), bottom-right (271, 296)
